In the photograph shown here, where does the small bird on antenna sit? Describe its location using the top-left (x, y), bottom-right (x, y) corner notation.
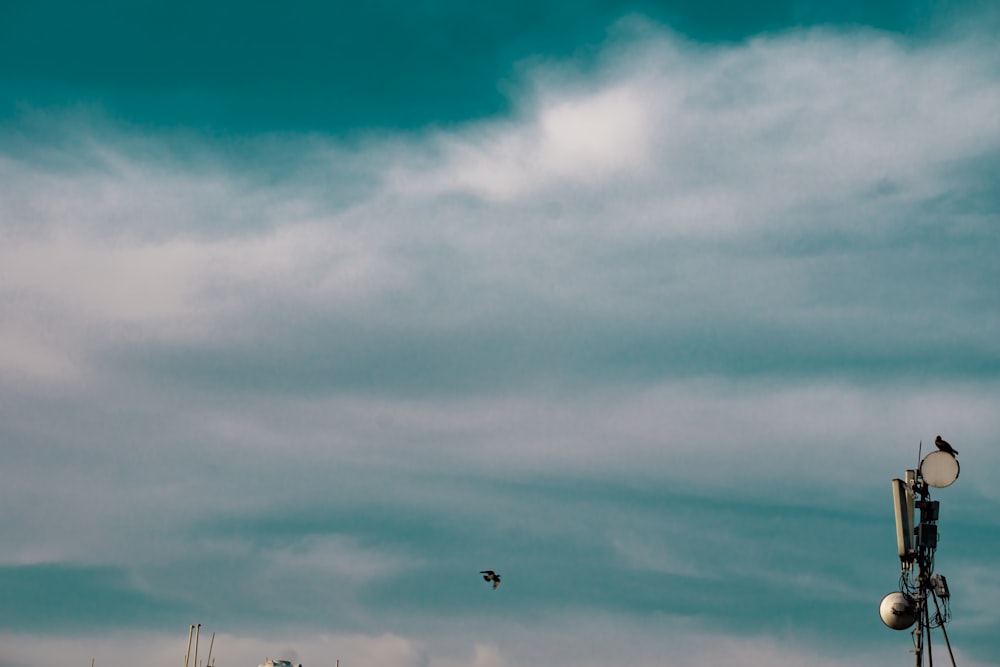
top-left (935, 435), bottom-right (958, 456)
top-left (480, 570), bottom-right (501, 589)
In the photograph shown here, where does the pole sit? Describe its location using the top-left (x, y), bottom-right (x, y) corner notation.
top-left (193, 624), bottom-right (201, 667)
top-left (931, 593), bottom-right (958, 667)
top-left (912, 490), bottom-right (926, 667)
top-left (912, 464), bottom-right (930, 667)
top-left (205, 631), bottom-right (215, 667)
top-left (925, 599), bottom-right (934, 667)
top-left (184, 625), bottom-right (195, 667)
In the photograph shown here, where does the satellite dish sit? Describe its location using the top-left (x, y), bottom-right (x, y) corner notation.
top-left (880, 591), bottom-right (917, 630)
top-left (920, 450), bottom-right (960, 488)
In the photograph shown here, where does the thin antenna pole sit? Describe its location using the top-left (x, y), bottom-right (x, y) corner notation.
top-left (184, 625), bottom-right (195, 667)
top-left (913, 593), bottom-right (924, 666)
top-left (193, 623), bottom-right (201, 667)
top-left (205, 631), bottom-right (215, 667)
top-left (930, 593), bottom-right (958, 667)
top-left (926, 602), bottom-right (934, 667)
top-left (912, 456), bottom-right (928, 667)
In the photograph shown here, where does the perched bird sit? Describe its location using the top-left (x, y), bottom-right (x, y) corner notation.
top-left (480, 570), bottom-right (501, 589)
top-left (935, 435), bottom-right (958, 456)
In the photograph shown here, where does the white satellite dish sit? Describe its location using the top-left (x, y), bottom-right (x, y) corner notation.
top-left (920, 450), bottom-right (960, 488)
top-left (880, 591), bottom-right (917, 630)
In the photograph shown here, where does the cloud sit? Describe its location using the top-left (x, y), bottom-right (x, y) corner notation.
top-left (946, 564), bottom-right (1000, 630)
top-left (0, 619), bottom-right (952, 667)
top-left (386, 20), bottom-right (1000, 233)
top-left (0, 631), bottom-right (425, 667)
top-left (386, 82), bottom-right (653, 201)
top-left (4, 21), bottom-right (999, 399)
top-left (2, 14), bottom-right (999, 667)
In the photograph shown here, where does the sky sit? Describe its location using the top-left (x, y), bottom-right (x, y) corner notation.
top-left (1, 1), bottom-right (999, 666)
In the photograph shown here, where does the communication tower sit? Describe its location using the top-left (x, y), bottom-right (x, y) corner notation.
top-left (880, 441), bottom-right (960, 666)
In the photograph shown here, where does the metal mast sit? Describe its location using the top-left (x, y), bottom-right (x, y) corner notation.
top-left (881, 441), bottom-right (959, 666)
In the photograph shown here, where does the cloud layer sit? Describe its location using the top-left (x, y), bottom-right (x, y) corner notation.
top-left (1, 15), bottom-right (999, 667)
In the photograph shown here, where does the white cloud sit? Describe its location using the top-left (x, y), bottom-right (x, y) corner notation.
top-left (0, 631), bottom-right (425, 667)
top-left (0, 221), bottom-right (396, 329)
top-left (0, 317), bottom-right (87, 385)
top-left (946, 564), bottom-right (1000, 630)
top-left (609, 530), bottom-right (707, 578)
top-left (300, 382), bottom-right (1000, 490)
top-left (387, 83), bottom-right (652, 201)
top-left (265, 534), bottom-right (418, 581)
top-left (381, 23), bottom-right (1000, 237)
top-left (3, 22), bottom-right (999, 392)
top-left (0, 160), bottom-right (404, 387)
top-left (0, 619), bottom-right (952, 667)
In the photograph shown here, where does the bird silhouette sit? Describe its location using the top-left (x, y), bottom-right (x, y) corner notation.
top-left (935, 435), bottom-right (958, 456)
top-left (480, 570), bottom-right (501, 589)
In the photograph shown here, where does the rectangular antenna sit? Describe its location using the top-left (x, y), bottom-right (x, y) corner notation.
top-left (892, 478), bottom-right (914, 560)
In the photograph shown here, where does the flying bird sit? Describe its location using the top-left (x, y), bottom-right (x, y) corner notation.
top-left (935, 435), bottom-right (958, 456)
top-left (480, 570), bottom-right (501, 589)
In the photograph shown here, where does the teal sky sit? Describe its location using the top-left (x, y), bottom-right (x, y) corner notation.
top-left (1, 1), bottom-right (999, 666)
top-left (2, 0), bottom-right (993, 133)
